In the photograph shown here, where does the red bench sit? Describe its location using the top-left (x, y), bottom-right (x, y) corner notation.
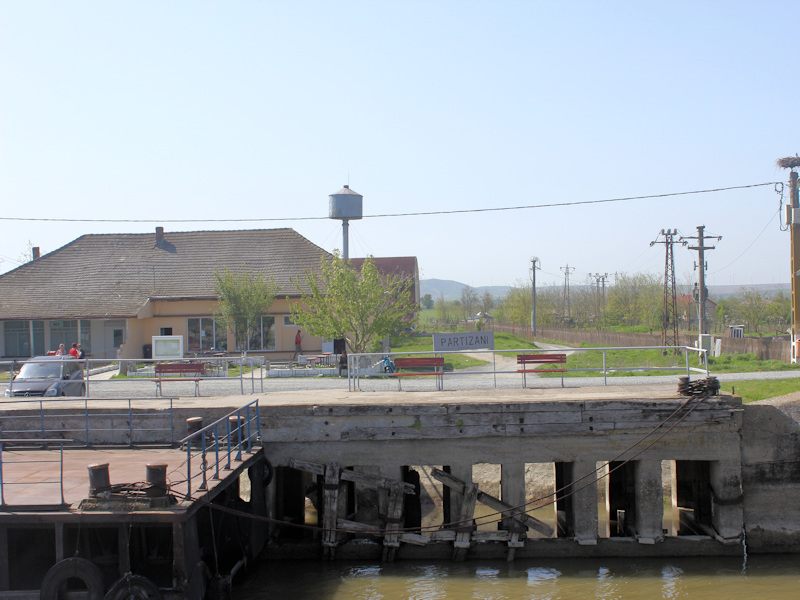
top-left (393, 357), bottom-right (445, 391)
top-left (517, 353), bottom-right (567, 388)
top-left (153, 362), bottom-right (205, 396)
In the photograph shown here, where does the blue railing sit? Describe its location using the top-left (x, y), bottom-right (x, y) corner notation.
top-left (0, 397), bottom-right (175, 446)
top-left (178, 400), bottom-right (261, 497)
top-left (0, 438), bottom-right (70, 507)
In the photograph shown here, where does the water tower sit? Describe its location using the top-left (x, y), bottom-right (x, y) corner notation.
top-left (328, 185), bottom-right (363, 260)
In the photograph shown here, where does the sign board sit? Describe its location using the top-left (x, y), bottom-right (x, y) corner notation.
top-left (433, 332), bottom-right (495, 352)
top-left (152, 336), bottom-right (184, 360)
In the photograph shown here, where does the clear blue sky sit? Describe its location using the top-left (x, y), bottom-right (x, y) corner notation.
top-left (1, 1), bottom-right (797, 290)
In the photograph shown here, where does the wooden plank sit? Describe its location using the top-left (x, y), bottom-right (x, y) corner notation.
top-left (322, 461), bottom-right (340, 558)
top-left (382, 481), bottom-right (406, 561)
top-left (471, 531), bottom-right (510, 542)
top-left (398, 533), bottom-right (430, 546)
top-left (429, 530), bottom-right (456, 541)
top-left (453, 482), bottom-right (479, 561)
top-left (289, 458), bottom-right (325, 476)
top-left (340, 469), bottom-right (416, 494)
top-left (337, 518), bottom-right (379, 532)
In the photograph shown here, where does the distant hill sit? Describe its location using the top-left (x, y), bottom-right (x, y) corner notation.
top-left (421, 279), bottom-right (511, 302)
top-left (421, 278), bottom-right (790, 302)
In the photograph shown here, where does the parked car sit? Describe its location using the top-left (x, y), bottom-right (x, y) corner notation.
top-left (4, 356), bottom-right (85, 398)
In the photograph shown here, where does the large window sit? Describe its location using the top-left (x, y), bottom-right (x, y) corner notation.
top-left (244, 316), bottom-right (275, 351)
top-left (49, 320), bottom-right (79, 352)
top-left (187, 318), bottom-right (227, 352)
top-left (4, 321), bottom-right (30, 356)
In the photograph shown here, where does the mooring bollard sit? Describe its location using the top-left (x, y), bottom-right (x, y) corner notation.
top-left (145, 463), bottom-right (168, 498)
top-left (87, 463), bottom-right (111, 497)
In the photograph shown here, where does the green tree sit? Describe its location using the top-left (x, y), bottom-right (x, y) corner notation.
top-left (214, 265), bottom-right (279, 354)
top-left (421, 293), bottom-right (434, 310)
top-left (290, 253), bottom-right (418, 354)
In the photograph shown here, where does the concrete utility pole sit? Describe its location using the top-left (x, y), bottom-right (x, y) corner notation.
top-left (684, 226), bottom-right (721, 354)
top-left (590, 273), bottom-right (609, 330)
top-left (560, 264), bottom-right (576, 323)
top-left (531, 257), bottom-right (541, 335)
top-left (776, 156), bottom-right (800, 362)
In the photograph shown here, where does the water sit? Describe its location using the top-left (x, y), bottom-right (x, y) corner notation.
top-left (235, 555), bottom-right (800, 599)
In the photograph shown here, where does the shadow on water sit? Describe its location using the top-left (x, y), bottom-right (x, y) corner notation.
top-left (235, 554), bottom-right (800, 600)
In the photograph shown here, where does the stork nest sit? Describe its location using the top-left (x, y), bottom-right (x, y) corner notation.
top-left (776, 156), bottom-right (800, 169)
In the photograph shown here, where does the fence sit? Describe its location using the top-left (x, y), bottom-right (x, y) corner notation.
top-left (347, 346), bottom-right (708, 391)
top-left (0, 397), bottom-right (176, 446)
top-left (490, 324), bottom-right (792, 362)
top-left (0, 356), bottom-right (268, 398)
top-left (0, 439), bottom-right (70, 507)
top-left (178, 400), bottom-right (261, 497)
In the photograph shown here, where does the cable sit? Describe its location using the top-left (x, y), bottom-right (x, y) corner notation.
top-left (0, 182), bottom-right (780, 224)
top-left (710, 208), bottom-right (781, 275)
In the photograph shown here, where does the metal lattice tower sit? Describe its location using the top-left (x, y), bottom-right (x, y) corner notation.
top-left (560, 264), bottom-right (575, 322)
top-left (650, 229), bottom-right (683, 349)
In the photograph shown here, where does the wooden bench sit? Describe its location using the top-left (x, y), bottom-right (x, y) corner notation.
top-left (152, 362), bottom-right (205, 396)
top-left (393, 357), bottom-right (445, 391)
top-left (516, 353), bottom-right (567, 388)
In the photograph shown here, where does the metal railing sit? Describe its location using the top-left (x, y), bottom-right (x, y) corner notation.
top-left (0, 397), bottom-right (176, 447)
top-left (0, 438), bottom-right (70, 507)
top-left (178, 400), bottom-right (261, 497)
top-left (347, 346), bottom-right (710, 391)
top-left (0, 355), bottom-right (267, 398)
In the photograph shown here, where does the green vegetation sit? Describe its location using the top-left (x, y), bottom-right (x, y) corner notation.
top-left (707, 353), bottom-right (800, 373)
top-left (214, 265), bottom-right (279, 353)
top-left (720, 379), bottom-right (800, 403)
top-left (390, 331), bottom-right (537, 371)
top-left (291, 253), bottom-right (417, 354)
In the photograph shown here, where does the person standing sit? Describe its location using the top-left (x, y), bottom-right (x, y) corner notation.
top-left (76, 344), bottom-right (86, 359)
top-left (294, 330), bottom-right (302, 360)
top-left (68, 343), bottom-right (79, 358)
top-left (55, 343), bottom-right (66, 356)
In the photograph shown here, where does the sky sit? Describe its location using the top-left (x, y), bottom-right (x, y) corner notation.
top-left (1, 0), bottom-right (798, 291)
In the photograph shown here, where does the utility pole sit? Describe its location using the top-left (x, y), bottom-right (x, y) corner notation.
top-left (560, 264), bottom-right (576, 324)
top-left (777, 156), bottom-right (800, 362)
top-left (530, 257), bottom-right (540, 335)
top-left (590, 273), bottom-right (609, 330)
top-left (650, 229), bottom-right (685, 351)
top-left (684, 226), bottom-right (721, 356)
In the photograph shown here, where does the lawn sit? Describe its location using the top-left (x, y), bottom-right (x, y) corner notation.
top-left (389, 331), bottom-right (538, 371)
top-left (720, 379), bottom-right (800, 403)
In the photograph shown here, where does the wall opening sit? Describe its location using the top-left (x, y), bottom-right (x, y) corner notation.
top-left (675, 460), bottom-right (713, 535)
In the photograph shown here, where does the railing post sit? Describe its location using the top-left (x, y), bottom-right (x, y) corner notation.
top-left (213, 424), bottom-right (220, 481)
top-left (0, 438), bottom-right (5, 506)
top-left (245, 405), bottom-right (252, 453)
top-left (255, 401), bottom-right (261, 443)
top-left (225, 418), bottom-right (232, 470)
top-left (84, 358), bottom-right (89, 397)
top-left (685, 348), bottom-right (690, 377)
top-left (40, 400), bottom-right (46, 444)
top-left (128, 398), bottom-right (133, 447)
top-left (235, 410), bottom-right (243, 462)
top-left (169, 398), bottom-right (174, 446)
top-left (199, 434), bottom-right (208, 491)
top-left (59, 442), bottom-right (65, 505)
top-left (84, 396), bottom-right (90, 447)
top-left (185, 442), bottom-right (192, 498)
top-left (240, 356), bottom-right (244, 395)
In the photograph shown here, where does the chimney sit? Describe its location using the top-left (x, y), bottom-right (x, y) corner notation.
top-left (155, 227), bottom-right (164, 245)
top-left (32, 247), bottom-right (40, 260)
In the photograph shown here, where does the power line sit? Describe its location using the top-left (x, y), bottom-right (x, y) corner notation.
top-left (0, 182), bottom-right (779, 224)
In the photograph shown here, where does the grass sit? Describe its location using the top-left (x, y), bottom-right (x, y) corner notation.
top-left (720, 379), bottom-right (800, 403)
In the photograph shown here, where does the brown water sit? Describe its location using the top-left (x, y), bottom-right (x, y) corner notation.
top-left (235, 554), bottom-right (800, 599)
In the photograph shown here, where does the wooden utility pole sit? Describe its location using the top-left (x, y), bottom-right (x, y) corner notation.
top-left (531, 257), bottom-right (540, 335)
top-left (684, 226), bottom-right (720, 359)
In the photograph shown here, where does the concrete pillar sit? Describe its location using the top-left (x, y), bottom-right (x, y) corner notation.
top-left (597, 462), bottom-right (611, 538)
top-left (709, 459), bottom-right (743, 541)
top-left (501, 462), bottom-right (525, 532)
top-left (634, 460), bottom-right (664, 544)
top-left (570, 459), bottom-right (598, 545)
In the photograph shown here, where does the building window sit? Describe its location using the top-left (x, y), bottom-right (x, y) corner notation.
top-left (283, 315), bottom-right (298, 327)
top-left (245, 316), bottom-right (276, 351)
top-left (4, 321), bottom-right (30, 356)
top-left (187, 318), bottom-right (227, 352)
top-left (50, 320), bottom-right (79, 352)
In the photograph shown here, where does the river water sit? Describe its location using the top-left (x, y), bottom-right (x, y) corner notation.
top-left (235, 554), bottom-right (800, 599)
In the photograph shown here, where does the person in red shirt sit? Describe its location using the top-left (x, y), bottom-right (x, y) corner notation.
top-left (68, 343), bottom-right (79, 358)
top-left (294, 330), bottom-right (302, 360)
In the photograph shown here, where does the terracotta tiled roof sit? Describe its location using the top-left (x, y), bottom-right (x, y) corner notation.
top-left (0, 228), bottom-right (331, 320)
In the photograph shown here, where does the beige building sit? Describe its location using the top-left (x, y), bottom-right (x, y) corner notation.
top-left (0, 227), bottom-right (417, 360)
